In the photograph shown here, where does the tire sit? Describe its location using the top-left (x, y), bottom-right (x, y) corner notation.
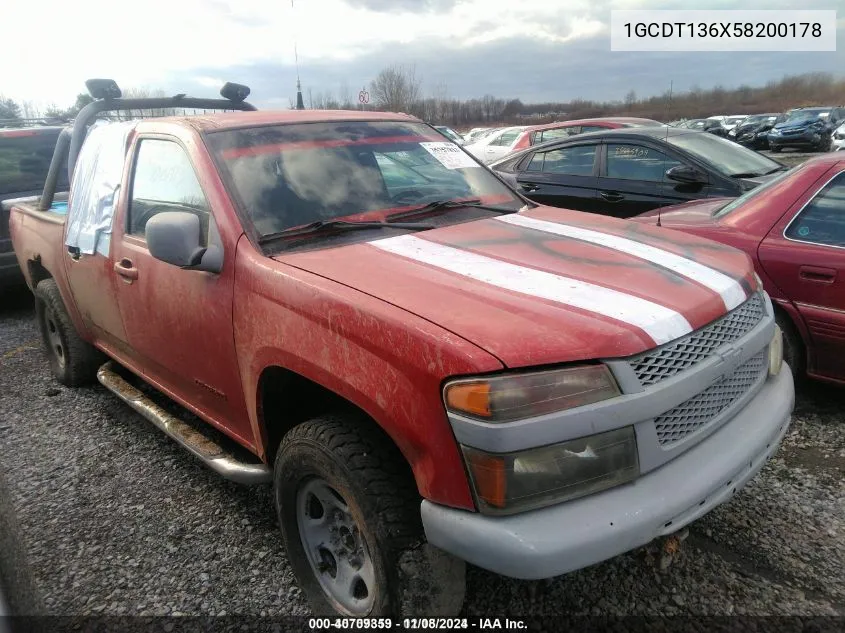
top-left (274, 413), bottom-right (466, 617)
top-left (770, 145), bottom-right (782, 153)
top-left (775, 310), bottom-right (804, 381)
top-left (34, 278), bottom-right (104, 387)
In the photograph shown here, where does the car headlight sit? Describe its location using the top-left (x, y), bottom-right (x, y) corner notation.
top-left (769, 325), bottom-right (784, 378)
top-left (462, 427), bottom-right (639, 514)
top-left (444, 365), bottom-right (620, 422)
top-left (770, 129), bottom-right (780, 135)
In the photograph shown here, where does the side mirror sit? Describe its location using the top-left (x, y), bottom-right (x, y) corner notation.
top-left (146, 211), bottom-right (223, 273)
top-left (666, 165), bottom-right (707, 184)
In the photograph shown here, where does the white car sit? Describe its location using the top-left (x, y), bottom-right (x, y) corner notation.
top-left (463, 127), bottom-right (493, 144)
top-left (833, 122), bottom-right (845, 151)
top-left (464, 126), bottom-right (526, 164)
top-left (710, 115), bottom-right (747, 133)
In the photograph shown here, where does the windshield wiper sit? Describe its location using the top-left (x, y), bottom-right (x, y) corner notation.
top-left (385, 199), bottom-right (516, 223)
top-left (258, 219), bottom-right (434, 244)
top-left (763, 166), bottom-right (788, 175)
top-left (729, 171), bottom-right (763, 179)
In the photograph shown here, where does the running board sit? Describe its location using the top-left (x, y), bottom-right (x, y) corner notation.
top-left (96, 362), bottom-right (271, 485)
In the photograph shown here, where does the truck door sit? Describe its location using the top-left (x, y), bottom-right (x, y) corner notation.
top-left (111, 136), bottom-right (252, 445)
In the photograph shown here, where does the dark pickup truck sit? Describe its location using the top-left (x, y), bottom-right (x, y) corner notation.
top-left (1, 126), bottom-right (69, 286)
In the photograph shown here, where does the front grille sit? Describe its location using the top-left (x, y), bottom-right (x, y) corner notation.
top-left (629, 293), bottom-right (764, 387)
top-left (654, 352), bottom-right (767, 447)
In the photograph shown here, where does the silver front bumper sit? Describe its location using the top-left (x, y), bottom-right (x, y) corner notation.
top-left (422, 367), bottom-right (794, 579)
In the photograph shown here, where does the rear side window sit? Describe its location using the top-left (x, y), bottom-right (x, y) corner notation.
top-left (606, 144), bottom-right (682, 182)
top-left (580, 125), bottom-right (608, 134)
top-left (785, 172), bottom-right (845, 247)
top-left (526, 145), bottom-right (596, 176)
top-left (0, 130), bottom-right (68, 196)
top-left (539, 127), bottom-right (578, 143)
top-left (129, 139), bottom-right (209, 242)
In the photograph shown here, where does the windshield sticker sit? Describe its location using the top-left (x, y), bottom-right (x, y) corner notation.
top-left (614, 146), bottom-right (649, 158)
top-left (419, 142), bottom-right (480, 169)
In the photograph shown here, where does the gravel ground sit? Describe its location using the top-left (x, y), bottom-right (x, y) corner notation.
top-left (0, 286), bottom-right (843, 617)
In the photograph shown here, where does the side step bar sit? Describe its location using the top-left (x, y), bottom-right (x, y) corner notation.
top-left (97, 362), bottom-right (271, 485)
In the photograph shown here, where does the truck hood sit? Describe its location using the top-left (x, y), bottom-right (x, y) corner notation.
top-left (275, 206), bottom-right (756, 368)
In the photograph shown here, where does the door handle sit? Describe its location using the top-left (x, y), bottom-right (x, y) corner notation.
top-left (114, 258), bottom-right (139, 281)
top-left (799, 265), bottom-right (836, 284)
top-left (600, 191), bottom-right (624, 202)
top-left (521, 184), bottom-right (540, 193)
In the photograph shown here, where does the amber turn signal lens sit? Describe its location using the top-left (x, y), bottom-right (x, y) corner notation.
top-left (444, 382), bottom-right (491, 418)
top-left (462, 447), bottom-right (507, 508)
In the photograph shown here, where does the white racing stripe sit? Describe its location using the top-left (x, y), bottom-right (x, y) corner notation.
top-left (372, 234), bottom-right (692, 345)
top-left (496, 214), bottom-right (747, 310)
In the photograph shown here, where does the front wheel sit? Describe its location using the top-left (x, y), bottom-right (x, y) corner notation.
top-left (274, 413), bottom-right (465, 617)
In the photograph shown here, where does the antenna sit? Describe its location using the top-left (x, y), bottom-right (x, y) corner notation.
top-left (292, 0), bottom-right (305, 109)
top-left (658, 80), bottom-right (674, 228)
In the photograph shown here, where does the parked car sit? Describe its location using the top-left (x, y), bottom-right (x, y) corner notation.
top-left (1, 126), bottom-right (69, 286)
top-left (489, 127), bottom-right (786, 218)
top-left (729, 113), bottom-right (786, 149)
top-left (633, 152), bottom-right (845, 385)
top-left (464, 125), bottom-right (526, 163)
top-left (834, 122), bottom-right (845, 151)
top-left (679, 119), bottom-right (728, 137)
top-left (463, 127), bottom-right (493, 144)
top-left (709, 115), bottom-right (747, 132)
top-left (434, 125), bottom-right (464, 145)
top-left (510, 117), bottom-right (665, 152)
top-left (9, 80), bottom-right (792, 618)
top-left (768, 107), bottom-right (845, 152)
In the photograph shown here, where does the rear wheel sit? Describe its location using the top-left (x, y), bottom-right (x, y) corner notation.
top-left (273, 413), bottom-right (465, 617)
top-left (770, 145), bottom-right (782, 153)
top-left (34, 279), bottom-right (104, 386)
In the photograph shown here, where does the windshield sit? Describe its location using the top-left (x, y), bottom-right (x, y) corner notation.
top-left (206, 121), bottom-right (522, 237)
top-left (436, 127), bottom-right (462, 143)
top-left (785, 109), bottom-right (829, 123)
top-left (667, 132), bottom-right (781, 177)
top-left (713, 167), bottom-right (797, 218)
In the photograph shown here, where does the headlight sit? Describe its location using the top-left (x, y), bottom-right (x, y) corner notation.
top-left (444, 365), bottom-right (620, 422)
top-left (462, 427), bottom-right (639, 514)
top-left (769, 325), bottom-right (784, 377)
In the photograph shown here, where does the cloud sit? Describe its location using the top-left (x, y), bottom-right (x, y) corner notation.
top-left (2, 0), bottom-right (843, 110)
top-left (341, 0), bottom-right (463, 13)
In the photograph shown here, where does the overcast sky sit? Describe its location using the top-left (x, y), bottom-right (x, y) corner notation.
top-left (2, 0), bottom-right (843, 110)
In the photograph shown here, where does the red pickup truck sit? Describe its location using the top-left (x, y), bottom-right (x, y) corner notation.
top-left (10, 82), bottom-right (794, 617)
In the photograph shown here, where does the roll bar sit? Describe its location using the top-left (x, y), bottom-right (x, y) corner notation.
top-left (39, 79), bottom-right (257, 211)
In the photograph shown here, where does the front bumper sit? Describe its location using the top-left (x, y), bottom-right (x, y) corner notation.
top-left (421, 368), bottom-right (793, 579)
top-left (769, 130), bottom-right (823, 148)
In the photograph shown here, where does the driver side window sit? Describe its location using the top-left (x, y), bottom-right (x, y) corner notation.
top-left (129, 139), bottom-right (210, 243)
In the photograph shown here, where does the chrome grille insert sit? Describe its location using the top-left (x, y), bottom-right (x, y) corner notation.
top-left (654, 352), bottom-right (767, 447)
top-left (629, 293), bottom-right (763, 386)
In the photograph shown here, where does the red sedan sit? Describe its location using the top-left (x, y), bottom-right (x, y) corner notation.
top-left (632, 152), bottom-right (845, 385)
top-left (512, 117), bottom-right (663, 151)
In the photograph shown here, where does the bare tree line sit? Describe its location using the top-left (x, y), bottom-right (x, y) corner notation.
top-left (4, 70), bottom-right (844, 130)
top-left (300, 67), bottom-right (845, 129)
